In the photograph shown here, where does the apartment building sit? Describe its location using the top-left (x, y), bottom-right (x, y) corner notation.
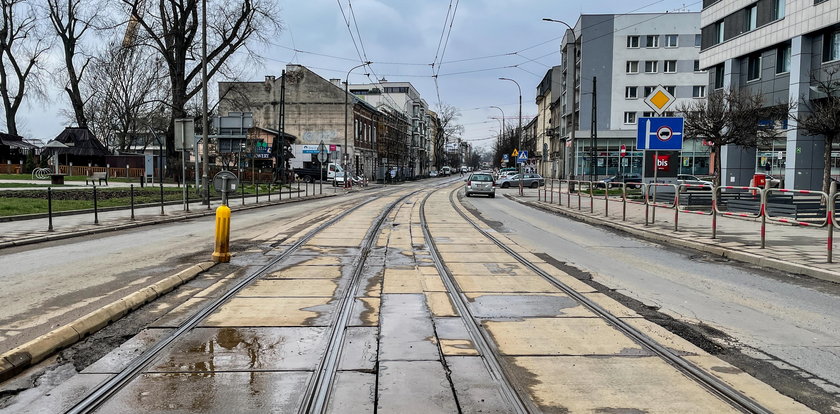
top-left (554, 12), bottom-right (707, 179)
top-left (700, 0), bottom-right (840, 189)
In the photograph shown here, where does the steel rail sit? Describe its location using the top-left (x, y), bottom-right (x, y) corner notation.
top-left (447, 186), bottom-right (773, 414)
top-left (65, 192), bottom-right (398, 414)
top-left (419, 191), bottom-right (533, 414)
top-left (300, 188), bottom-right (427, 414)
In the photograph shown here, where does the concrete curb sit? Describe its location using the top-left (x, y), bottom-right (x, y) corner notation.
top-left (508, 195), bottom-right (840, 284)
top-left (0, 193), bottom-right (337, 251)
top-left (0, 261), bottom-right (216, 382)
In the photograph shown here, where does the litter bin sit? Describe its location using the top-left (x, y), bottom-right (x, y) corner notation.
top-left (753, 173), bottom-right (766, 188)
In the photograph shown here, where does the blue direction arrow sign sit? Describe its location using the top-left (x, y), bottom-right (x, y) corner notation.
top-left (636, 117), bottom-right (684, 150)
top-left (517, 150), bottom-right (528, 163)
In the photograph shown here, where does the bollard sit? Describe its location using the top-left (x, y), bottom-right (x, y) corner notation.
top-left (306, 182), bottom-right (309, 197)
top-left (711, 200), bottom-right (717, 239)
top-left (829, 182), bottom-right (836, 263)
top-left (186, 184), bottom-right (190, 212)
top-left (93, 186), bottom-right (99, 224)
top-left (268, 183), bottom-right (271, 201)
top-left (130, 184), bottom-right (135, 220)
top-left (673, 190), bottom-right (679, 232)
top-left (550, 179), bottom-right (554, 204)
top-left (256, 183), bottom-right (260, 203)
top-left (241, 183), bottom-right (245, 205)
top-left (589, 183), bottom-right (594, 213)
top-left (622, 185), bottom-right (627, 221)
top-left (212, 205), bottom-right (231, 263)
top-left (604, 185), bottom-right (609, 217)
top-left (297, 180), bottom-right (300, 197)
top-left (47, 187), bottom-right (54, 231)
top-left (159, 183), bottom-right (165, 215)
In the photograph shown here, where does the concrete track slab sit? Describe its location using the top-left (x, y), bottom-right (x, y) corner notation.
top-left (425, 292), bottom-right (457, 317)
top-left (202, 297), bottom-right (334, 327)
top-left (325, 371), bottom-right (376, 414)
top-left (382, 267), bottom-right (423, 294)
top-left (445, 262), bottom-right (536, 276)
top-left (684, 355), bottom-right (818, 413)
top-left (96, 371), bottom-right (311, 413)
top-left (149, 298), bottom-right (211, 328)
top-left (337, 327), bottom-right (378, 371)
top-left (439, 252), bottom-right (513, 263)
top-left (432, 317), bottom-right (477, 356)
top-left (507, 356), bottom-right (738, 413)
top-left (377, 360), bottom-right (458, 413)
top-left (263, 265), bottom-right (342, 279)
top-left (453, 275), bottom-right (559, 293)
top-left (13, 373), bottom-right (111, 414)
top-left (421, 274), bottom-right (447, 292)
top-left (348, 297), bottom-right (379, 326)
top-left (305, 237), bottom-right (363, 247)
top-left (484, 318), bottom-right (646, 356)
top-left (583, 292), bottom-right (642, 318)
top-left (428, 244), bottom-right (506, 253)
top-left (378, 294), bottom-right (439, 361)
top-left (621, 318), bottom-right (707, 355)
top-left (463, 293), bottom-right (596, 318)
top-left (446, 356), bottom-right (513, 414)
top-left (83, 328), bottom-right (174, 373)
top-left (149, 327), bottom-right (328, 372)
top-left (237, 279), bottom-right (338, 298)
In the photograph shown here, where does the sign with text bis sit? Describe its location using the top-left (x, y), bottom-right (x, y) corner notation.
top-left (643, 151), bottom-right (679, 178)
top-left (636, 117), bottom-right (684, 151)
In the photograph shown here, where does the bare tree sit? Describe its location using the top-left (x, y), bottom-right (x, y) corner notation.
top-left (678, 89), bottom-right (788, 186)
top-left (434, 103), bottom-right (463, 169)
top-left (120, 0), bottom-right (281, 173)
top-left (84, 41), bottom-right (169, 152)
top-left (0, 0), bottom-right (49, 136)
top-left (47, 0), bottom-right (102, 129)
top-left (791, 68), bottom-right (840, 194)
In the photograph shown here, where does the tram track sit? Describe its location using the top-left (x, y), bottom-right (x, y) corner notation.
top-left (63, 187), bottom-right (412, 414)
top-left (436, 184), bottom-right (773, 414)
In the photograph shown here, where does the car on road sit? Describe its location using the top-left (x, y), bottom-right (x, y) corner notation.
top-left (677, 174), bottom-right (713, 189)
top-left (464, 173), bottom-right (496, 197)
top-left (497, 173), bottom-right (545, 188)
top-left (429, 170), bottom-right (438, 177)
top-left (595, 173), bottom-right (643, 189)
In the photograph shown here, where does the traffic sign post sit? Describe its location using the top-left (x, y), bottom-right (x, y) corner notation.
top-left (317, 141), bottom-right (328, 194)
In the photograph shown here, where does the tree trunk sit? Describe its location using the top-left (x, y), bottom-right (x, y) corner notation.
top-left (713, 143), bottom-right (722, 187)
top-left (824, 135), bottom-right (833, 195)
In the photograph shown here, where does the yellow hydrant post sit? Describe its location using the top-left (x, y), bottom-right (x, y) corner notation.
top-left (212, 205), bottom-right (231, 263)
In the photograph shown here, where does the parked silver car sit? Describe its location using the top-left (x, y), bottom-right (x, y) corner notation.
top-left (464, 173), bottom-right (496, 197)
top-left (497, 173), bottom-right (545, 189)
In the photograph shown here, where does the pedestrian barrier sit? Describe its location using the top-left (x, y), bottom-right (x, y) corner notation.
top-left (645, 183), bottom-right (678, 227)
top-left (676, 184), bottom-right (714, 232)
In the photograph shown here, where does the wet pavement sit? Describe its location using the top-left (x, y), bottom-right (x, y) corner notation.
top-left (2, 183), bottom-right (821, 413)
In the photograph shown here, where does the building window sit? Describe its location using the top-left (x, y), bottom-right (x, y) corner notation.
top-left (626, 61), bottom-right (639, 73)
top-left (627, 35), bottom-right (639, 48)
top-left (715, 20), bottom-right (725, 43)
top-left (646, 35), bottom-right (659, 48)
top-left (815, 0), bottom-right (827, 5)
top-left (644, 60), bottom-right (658, 73)
top-left (747, 54), bottom-right (761, 81)
top-left (776, 44), bottom-right (791, 73)
top-left (694, 60), bottom-right (701, 71)
top-left (695, 34), bottom-right (702, 47)
top-left (665, 35), bottom-right (678, 48)
top-left (824, 31), bottom-right (840, 62)
top-left (745, 5), bottom-right (757, 31)
top-left (664, 85), bottom-right (676, 95)
top-left (664, 60), bottom-right (677, 73)
top-left (642, 111), bottom-right (656, 117)
top-left (624, 112), bottom-right (637, 124)
top-left (643, 86), bottom-right (655, 97)
top-left (625, 86), bottom-right (638, 99)
top-left (693, 85), bottom-right (706, 98)
top-left (714, 64), bottom-right (725, 89)
top-left (774, 0), bottom-right (785, 20)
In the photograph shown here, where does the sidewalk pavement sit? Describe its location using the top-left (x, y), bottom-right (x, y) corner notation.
top-left (0, 182), bottom-right (372, 249)
top-left (504, 185), bottom-right (840, 284)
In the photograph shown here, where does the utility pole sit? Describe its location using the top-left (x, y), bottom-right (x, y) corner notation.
top-left (590, 76), bottom-right (597, 181)
top-left (201, 0), bottom-right (209, 208)
top-left (278, 70), bottom-right (286, 185)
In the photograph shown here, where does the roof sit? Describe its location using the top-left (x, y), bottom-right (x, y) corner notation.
top-left (0, 132), bottom-right (36, 149)
top-left (48, 127), bottom-right (110, 156)
top-left (253, 126), bottom-right (297, 141)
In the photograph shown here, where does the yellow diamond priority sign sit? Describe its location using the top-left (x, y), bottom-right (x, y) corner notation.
top-left (644, 85), bottom-right (676, 115)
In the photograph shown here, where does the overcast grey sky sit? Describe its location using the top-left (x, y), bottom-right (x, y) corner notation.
top-left (20, 0), bottom-right (701, 150)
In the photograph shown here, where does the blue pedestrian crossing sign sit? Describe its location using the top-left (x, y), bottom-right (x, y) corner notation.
top-left (636, 117), bottom-right (684, 150)
top-left (517, 150), bottom-right (528, 163)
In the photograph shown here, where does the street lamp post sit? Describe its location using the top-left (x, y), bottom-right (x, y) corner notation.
top-left (489, 105), bottom-right (505, 167)
top-left (499, 77), bottom-right (522, 196)
top-left (344, 62), bottom-right (371, 188)
top-left (543, 18), bottom-right (576, 180)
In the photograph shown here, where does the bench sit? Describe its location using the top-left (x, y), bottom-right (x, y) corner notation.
top-left (86, 171), bottom-right (109, 185)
